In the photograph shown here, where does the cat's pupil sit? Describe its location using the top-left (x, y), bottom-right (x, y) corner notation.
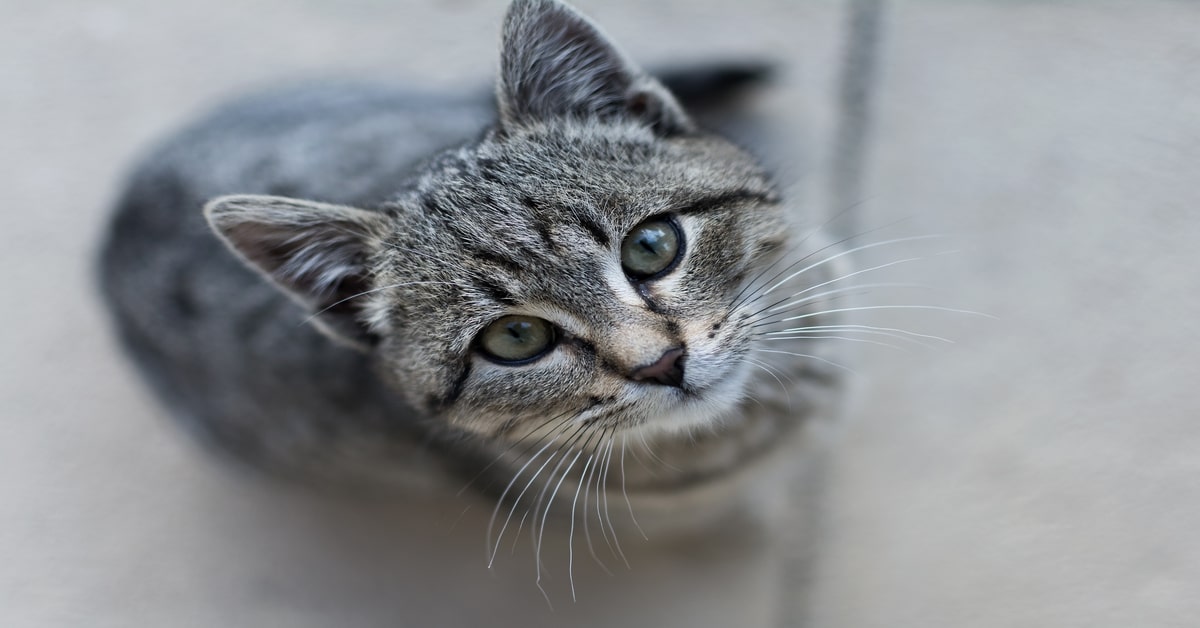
top-left (478, 315), bottom-right (555, 363)
top-left (621, 217), bottom-right (681, 279)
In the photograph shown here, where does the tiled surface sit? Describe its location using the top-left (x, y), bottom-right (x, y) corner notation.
top-left (2, 1), bottom-right (1197, 626)
top-left (812, 3), bottom-right (1200, 626)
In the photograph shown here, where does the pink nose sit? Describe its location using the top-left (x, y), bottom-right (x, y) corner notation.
top-left (629, 347), bottom-right (686, 388)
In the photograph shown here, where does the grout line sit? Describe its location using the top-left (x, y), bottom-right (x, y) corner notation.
top-left (776, 8), bottom-right (891, 627)
top-left (830, 0), bottom-right (888, 238)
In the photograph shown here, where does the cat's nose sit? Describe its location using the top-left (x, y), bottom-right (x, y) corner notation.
top-left (629, 347), bottom-right (686, 388)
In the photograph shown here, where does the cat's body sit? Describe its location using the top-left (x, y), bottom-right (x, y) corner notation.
top-left (101, 84), bottom-right (488, 487)
top-left (100, 0), bottom-right (844, 536)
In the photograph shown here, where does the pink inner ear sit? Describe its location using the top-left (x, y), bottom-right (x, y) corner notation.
top-left (212, 210), bottom-right (381, 348)
top-left (237, 221), bottom-right (365, 302)
top-left (206, 194), bottom-right (382, 306)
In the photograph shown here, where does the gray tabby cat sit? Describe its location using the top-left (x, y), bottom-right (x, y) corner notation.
top-left (100, 0), bottom-right (844, 547)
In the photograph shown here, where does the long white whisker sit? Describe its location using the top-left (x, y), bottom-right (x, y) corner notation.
top-left (592, 437), bottom-right (614, 561)
top-left (762, 335), bottom-right (904, 350)
top-left (745, 356), bottom-right (794, 384)
top-left (727, 200), bottom-right (876, 310)
top-left (762, 282), bottom-right (928, 317)
top-left (744, 357), bottom-right (792, 408)
top-left (485, 435), bottom-right (561, 565)
top-left (637, 431), bottom-right (679, 472)
top-left (583, 433), bottom-right (614, 575)
top-left (730, 210), bottom-right (908, 311)
top-left (761, 235), bottom-right (949, 297)
top-left (620, 435), bottom-right (647, 540)
top-left (763, 323), bottom-right (954, 344)
top-left (626, 438), bottom-right (656, 475)
top-left (598, 438), bottom-right (629, 568)
top-left (580, 438), bottom-right (612, 577)
top-left (511, 509), bottom-right (530, 556)
top-left (457, 407), bottom-right (577, 498)
top-left (770, 304), bottom-right (995, 325)
top-left (536, 448), bottom-right (584, 600)
top-left (764, 330), bottom-right (928, 347)
top-left (755, 349), bottom-right (858, 375)
top-left (768, 256), bottom-right (927, 305)
top-left (488, 447), bottom-right (570, 568)
top-left (528, 424), bottom-right (590, 581)
top-left (742, 257), bottom-right (926, 322)
top-left (567, 454), bottom-right (595, 601)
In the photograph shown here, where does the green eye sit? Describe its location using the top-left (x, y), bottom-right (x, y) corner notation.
top-left (478, 315), bottom-right (556, 364)
top-left (621, 217), bottom-right (682, 280)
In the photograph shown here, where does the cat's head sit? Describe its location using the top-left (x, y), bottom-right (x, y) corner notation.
top-left (205, 0), bottom-right (799, 442)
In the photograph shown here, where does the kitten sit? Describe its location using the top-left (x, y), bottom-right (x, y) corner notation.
top-left (99, 0), bottom-right (844, 545)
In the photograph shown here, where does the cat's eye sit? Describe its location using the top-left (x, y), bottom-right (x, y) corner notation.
top-left (478, 315), bottom-right (557, 364)
top-left (621, 216), bottom-right (682, 280)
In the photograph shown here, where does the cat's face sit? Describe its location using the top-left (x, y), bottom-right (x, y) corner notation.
top-left (205, 0), bottom-right (793, 443)
top-left (369, 120), bottom-right (787, 440)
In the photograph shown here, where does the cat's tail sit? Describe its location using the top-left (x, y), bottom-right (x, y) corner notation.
top-left (653, 60), bottom-right (777, 113)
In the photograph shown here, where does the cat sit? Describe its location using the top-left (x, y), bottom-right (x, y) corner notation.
top-left (99, 0), bottom-right (845, 552)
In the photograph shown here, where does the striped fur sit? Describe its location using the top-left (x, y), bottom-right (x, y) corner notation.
top-left (100, 0), bottom-right (844, 537)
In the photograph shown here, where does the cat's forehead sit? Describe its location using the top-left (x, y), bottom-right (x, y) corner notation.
top-left (417, 123), bottom-right (772, 225)
top-left (377, 122), bottom-right (776, 337)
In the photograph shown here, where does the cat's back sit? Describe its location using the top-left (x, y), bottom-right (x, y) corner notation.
top-left (117, 82), bottom-right (491, 211)
top-left (98, 84), bottom-right (491, 476)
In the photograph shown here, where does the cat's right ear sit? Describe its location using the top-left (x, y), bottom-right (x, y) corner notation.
top-left (496, 0), bottom-right (692, 135)
top-left (204, 195), bottom-right (389, 349)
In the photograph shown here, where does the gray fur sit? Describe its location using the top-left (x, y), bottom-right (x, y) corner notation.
top-left (99, 0), bottom-right (843, 531)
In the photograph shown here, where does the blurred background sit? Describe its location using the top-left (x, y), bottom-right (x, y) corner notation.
top-left (2, 0), bottom-right (1197, 626)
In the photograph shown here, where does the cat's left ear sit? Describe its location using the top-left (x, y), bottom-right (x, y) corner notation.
top-left (496, 0), bottom-right (693, 135)
top-left (204, 195), bottom-right (390, 349)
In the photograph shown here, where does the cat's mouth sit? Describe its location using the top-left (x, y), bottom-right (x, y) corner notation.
top-left (623, 356), bottom-right (751, 436)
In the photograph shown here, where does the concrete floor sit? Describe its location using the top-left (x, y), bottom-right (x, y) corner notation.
top-left (3, 1), bottom-right (1197, 626)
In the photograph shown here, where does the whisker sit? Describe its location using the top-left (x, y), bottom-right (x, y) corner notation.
top-left (761, 334), bottom-right (904, 350)
top-left (511, 509), bottom-right (530, 556)
top-left (747, 281), bottom-right (925, 325)
top-left (761, 304), bottom-right (995, 327)
top-left (487, 417), bottom-right (583, 567)
top-left (626, 437), bottom-right (656, 475)
top-left (745, 292), bottom-right (862, 330)
top-left (746, 356), bottom-right (796, 385)
top-left (730, 209), bottom-right (905, 312)
top-left (596, 436), bottom-right (628, 568)
top-left (754, 349), bottom-right (858, 375)
top-left (526, 414), bottom-right (610, 586)
top-left (739, 254), bottom-right (930, 323)
top-left (487, 445), bottom-right (562, 568)
top-left (576, 427), bottom-right (613, 577)
top-left (767, 281), bottom-right (928, 314)
top-left (637, 431), bottom-right (679, 472)
top-left (726, 199), bottom-right (872, 309)
top-left (567, 453), bottom-right (595, 601)
top-left (779, 257), bottom-right (928, 301)
top-left (762, 323), bottom-right (954, 344)
top-left (485, 435), bottom-right (560, 565)
top-left (300, 280), bottom-right (459, 325)
top-left (742, 392), bottom-right (768, 410)
top-left (759, 235), bottom-right (949, 299)
top-left (620, 434), bottom-right (647, 540)
top-left (536, 448), bottom-right (584, 599)
top-left (744, 357), bottom-right (792, 408)
top-left (526, 421), bottom-right (591, 579)
top-left (459, 407), bottom-right (577, 498)
top-left (582, 430), bottom-right (614, 575)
